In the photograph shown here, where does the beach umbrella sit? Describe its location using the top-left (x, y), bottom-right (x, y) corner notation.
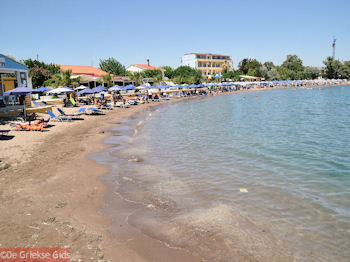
top-left (155, 84), bottom-right (164, 89)
top-left (92, 85), bottom-right (108, 93)
top-left (4, 86), bottom-right (35, 95)
top-left (75, 85), bottom-right (88, 90)
top-left (109, 85), bottom-right (122, 91)
top-left (47, 86), bottom-right (74, 94)
top-left (122, 84), bottom-right (135, 90)
top-left (33, 86), bottom-right (52, 93)
top-left (4, 86), bottom-right (36, 122)
top-left (76, 88), bottom-right (94, 95)
top-left (188, 84), bottom-right (197, 88)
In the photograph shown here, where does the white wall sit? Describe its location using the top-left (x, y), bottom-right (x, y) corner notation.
top-left (181, 54), bottom-right (197, 68)
top-left (126, 65), bottom-right (144, 73)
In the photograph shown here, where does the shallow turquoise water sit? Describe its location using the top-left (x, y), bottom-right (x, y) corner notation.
top-left (98, 86), bottom-right (350, 261)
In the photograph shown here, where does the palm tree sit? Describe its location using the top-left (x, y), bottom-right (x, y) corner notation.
top-left (99, 73), bottom-right (112, 87)
top-left (152, 74), bottom-right (163, 85)
top-left (127, 72), bottom-right (144, 86)
top-left (47, 70), bottom-right (80, 88)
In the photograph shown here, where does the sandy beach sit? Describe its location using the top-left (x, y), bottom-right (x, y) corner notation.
top-left (0, 85), bottom-right (347, 261)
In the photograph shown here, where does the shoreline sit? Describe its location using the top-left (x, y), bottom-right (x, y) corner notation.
top-left (0, 84), bottom-right (348, 261)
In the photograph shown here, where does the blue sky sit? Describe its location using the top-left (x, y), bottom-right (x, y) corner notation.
top-left (2, 0), bottom-right (349, 68)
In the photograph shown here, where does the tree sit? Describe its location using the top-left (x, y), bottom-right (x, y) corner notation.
top-left (45, 70), bottom-right (80, 88)
top-left (304, 66), bottom-right (321, 79)
top-left (152, 74), bottom-right (163, 85)
top-left (323, 57), bottom-right (344, 79)
top-left (173, 66), bottom-right (202, 83)
top-left (222, 71), bottom-right (240, 81)
top-left (127, 72), bottom-right (144, 86)
top-left (263, 61), bottom-right (275, 71)
top-left (23, 59), bottom-right (61, 87)
top-left (341, 61), bottom-right (350, 79)
top-left (162, 66), bottom-right (174, 79)
top-left (141, 69), bottom-right (162, 78)
top-left (237, 58), bottom-right (262, 76)
top-left (99, 58), bottom-right (126, 76)
top-left (99, 73), bottom-right (112, 87)
top-left (281, 55), bottom-right (304, 72)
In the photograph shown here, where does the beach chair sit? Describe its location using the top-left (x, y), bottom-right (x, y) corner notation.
top-left (32, 101), bottom-right (42, 107)
top-left (57, 107), bottom-right (74, 116)
top-left (88, 107), bottom-right (103, 115)
top-left (46, 110), bottom-right (72, 122)
top-left (73, 108), bottom-right (86, 115)
top-left (0, 130), bottom-right (10, 136)
top-left (152, 98), bottom-right (160, 102)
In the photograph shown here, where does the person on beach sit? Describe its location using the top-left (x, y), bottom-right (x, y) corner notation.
top-left (148, 88), bottom-right (153, 100)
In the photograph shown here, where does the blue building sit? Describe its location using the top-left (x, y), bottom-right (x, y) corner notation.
top-left (0, 54), bottom-right (30, 95)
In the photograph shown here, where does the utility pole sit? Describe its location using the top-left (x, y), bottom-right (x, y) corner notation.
top-left (332, 37), bottom-right (336, 59)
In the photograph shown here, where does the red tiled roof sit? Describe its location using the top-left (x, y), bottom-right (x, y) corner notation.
top-left (134, 64), bottom-right (166, 71)
top-left (59, 65), bottom-right (108, 77)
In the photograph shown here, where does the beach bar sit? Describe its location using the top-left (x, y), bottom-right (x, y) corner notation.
top-left (0, 54), bottom-right (30, 96)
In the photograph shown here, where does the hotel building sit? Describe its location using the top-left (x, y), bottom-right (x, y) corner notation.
top-left (181, 53), bottom-right (233, 78)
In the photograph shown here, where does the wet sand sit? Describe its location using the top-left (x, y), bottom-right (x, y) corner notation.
top-left (0, 85), bottom-right (347, 261)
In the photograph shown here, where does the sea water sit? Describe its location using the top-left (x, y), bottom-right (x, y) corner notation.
top-left (94, 86), bottom-right (350, 261)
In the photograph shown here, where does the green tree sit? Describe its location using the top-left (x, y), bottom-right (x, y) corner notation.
top-left (141, 69), bottom-right (162, 78)
top-left (99, 73), bottom-right (112, 87)
top-left (281, 55), bottom-right (304, 72)
top-left (99, 58), bottom-right (126, 76)
top-left (173, 66), bottom-right (202, 83)
top-left (237, 58), bottom-right (262, 76)
top-left (127, 72), bottom-right (144, 86)
top-left (323, 57), bottom-right (344, 79)
top-left (45, 70), bottom-right (80, 88)
top-left (341, 61), bottom-right (350, 79)
top-left (222, 71), bottom-right (240, 81)
top-left (162, 66), bottom-right (174, 79)
top-left (304, 66), bottom-right (321, 79)
top-left (23, 59), bottom-right (61, 87)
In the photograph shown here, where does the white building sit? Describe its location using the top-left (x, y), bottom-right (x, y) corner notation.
top-left (181, 53), bottom-right (233, 78)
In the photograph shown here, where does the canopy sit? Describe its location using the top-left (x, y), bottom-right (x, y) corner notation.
top-left (122, 84), bottom-right (135, 90)
top-left (92, 85), bottom-right (108, 93)
top-left (33, 86), bottom-right (51, 93)
top-left (47, 86), bottom-right (73, 94)
top-left (4, 87), bottom-right (35, 95)
top-left (109, 85), bottom-right (122, 91)
top-left (76, 88), bottom-right (95, 95)
top-left (75, 85), bottom-right (88, 90)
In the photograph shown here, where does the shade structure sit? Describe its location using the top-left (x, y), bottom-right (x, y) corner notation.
top-left (188, 84), bottom-right (197, 88)
top-left (75, 85), bottom-right (88, 90)
top-left (109, 85), bottom-right (122, 91)
top-left (4, 86), bottom-right (35, 95)
top-left (76, 88), bottom-right (95, 95)
top-left (47, 86), bottom-right (74, 94)
top-left (92, 86), bottom-right (108, 93)
top-left (122, 84), bottom-right (135, 90)
top-left (33, 86), bottom-right (52, 93)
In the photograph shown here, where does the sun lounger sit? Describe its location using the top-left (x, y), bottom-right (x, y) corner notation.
top-left (73, 108), bottom-right (86, 115)
top-left (87, 107), bottom-right (104, 115)
top-left (32, 101), bottom-right (42, 107)
top-left (46, 110), bottom-right (72, 122)
top-left (152, 98), bottom-right (160, 102)
top-left (0, 130), bottom-right (10, 136)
